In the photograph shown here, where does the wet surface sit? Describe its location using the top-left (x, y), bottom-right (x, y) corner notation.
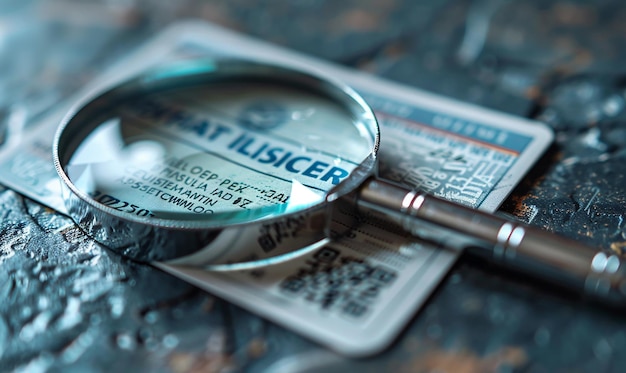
top-left (2, 0), bottom-right (626, 371)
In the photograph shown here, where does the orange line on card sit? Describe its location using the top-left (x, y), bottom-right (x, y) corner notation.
top-left (375, 111), bottom-right (521, 156)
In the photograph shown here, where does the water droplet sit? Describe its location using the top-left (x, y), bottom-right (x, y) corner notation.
top-left (14, 269), bottom-right (30, 288)
top-left (37, 295), bottom-right (49, 310)
top-left (109, 295), bottom-right (125, 318)
top-left (60, 331), bottom-right (95, 364)
top-left (56, 297), bottom-right (83, 331)
top-left (143, 310), bottom-right (159, 324)
top-left (603, 95), bottom-right (624, 117)
top-left (20, 310), bottom-right (53, 342)
top-left (162, 334), bottom-right (179, 349)
top-left (32, 262), bottom-right (43, 275)
top-left (38, 272), bottom-right (48, 282)
top-left (115, 332), bottom-right (137, 351)
top-left (20, 305), bottom-right (32, 319)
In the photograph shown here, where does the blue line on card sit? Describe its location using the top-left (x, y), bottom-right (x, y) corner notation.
top-left (359, 92), bottom-right (533, 154)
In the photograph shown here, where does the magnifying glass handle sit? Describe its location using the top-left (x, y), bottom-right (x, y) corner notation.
top-left (357, 178), bottom-right (626, 306)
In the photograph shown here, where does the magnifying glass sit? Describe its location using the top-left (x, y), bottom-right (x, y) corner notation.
top-left (54, 59), bottom-right (626, 306)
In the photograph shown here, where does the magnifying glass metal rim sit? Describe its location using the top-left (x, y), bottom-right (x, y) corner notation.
top-left (52, 58), bottom-right (380, 262)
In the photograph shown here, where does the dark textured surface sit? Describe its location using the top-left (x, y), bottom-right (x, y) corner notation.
top-left (2, 0), bottom-right (626, 371)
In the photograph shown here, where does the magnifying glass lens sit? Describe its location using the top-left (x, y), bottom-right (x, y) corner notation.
top-left (65, 81), bottom-right (374, 225)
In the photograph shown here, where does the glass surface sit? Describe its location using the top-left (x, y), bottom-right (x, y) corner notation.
top-left (66, 81), bottom-right (374, 223)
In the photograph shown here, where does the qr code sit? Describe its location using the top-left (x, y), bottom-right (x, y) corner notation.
top-left (279, 247), bottom-right (397, 319)
top-left (257, 215), bottom-right (306, 253)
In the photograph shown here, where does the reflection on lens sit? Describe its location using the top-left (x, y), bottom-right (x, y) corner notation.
top-left (66, 81), bottom-right (373, 225)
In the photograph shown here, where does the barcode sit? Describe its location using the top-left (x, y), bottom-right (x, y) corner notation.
top-left (279, 247), bottom-right (397, 319)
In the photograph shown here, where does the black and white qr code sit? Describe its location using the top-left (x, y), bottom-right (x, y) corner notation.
top-left (279, 247), bottom-right (398, 319)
